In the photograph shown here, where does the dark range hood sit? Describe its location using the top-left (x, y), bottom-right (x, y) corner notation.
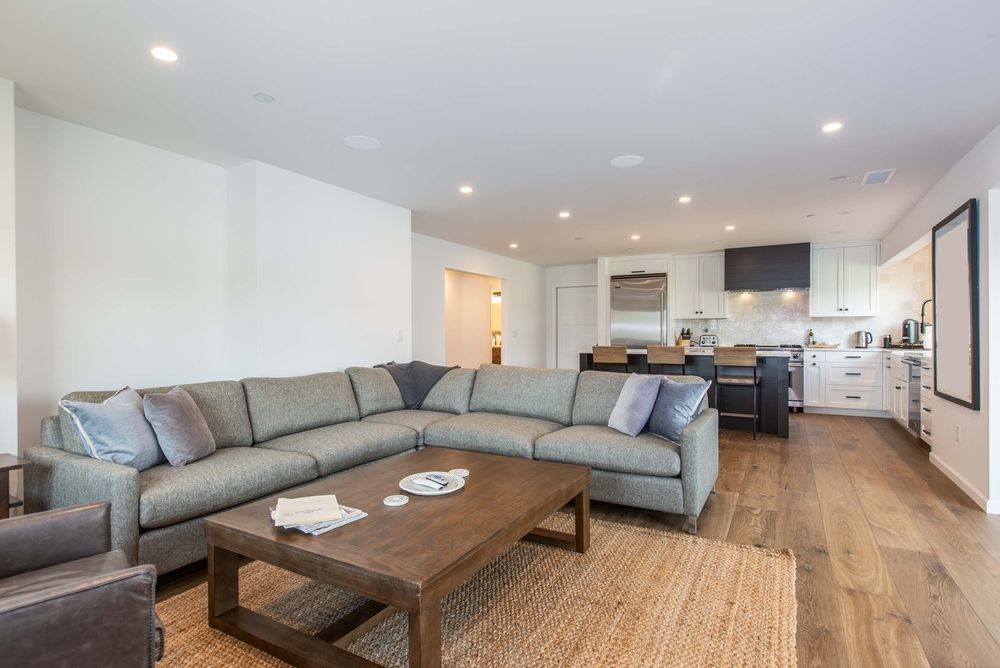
top-left (724, 242), bottom-right (810, 291)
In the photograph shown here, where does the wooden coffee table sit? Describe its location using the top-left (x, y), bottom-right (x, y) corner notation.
top-left (205, 447), bottom-right (590, 668)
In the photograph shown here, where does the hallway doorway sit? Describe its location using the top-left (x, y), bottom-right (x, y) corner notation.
top-left (444, 269), bottom-right (502, 368)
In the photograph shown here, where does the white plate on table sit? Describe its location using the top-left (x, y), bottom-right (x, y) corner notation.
top-left (399, 471), bottom-right (465, 496)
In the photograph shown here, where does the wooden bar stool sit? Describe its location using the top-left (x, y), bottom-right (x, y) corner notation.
top-left (646, 345), bottom-right (686, 376)
top-left (713, 346), bottom-right (760, 440)
top-left (592, 346), bottom-right (629, 373)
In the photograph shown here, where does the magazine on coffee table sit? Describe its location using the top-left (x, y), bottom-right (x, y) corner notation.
top-left (269, 504), bottom-right (367, 536)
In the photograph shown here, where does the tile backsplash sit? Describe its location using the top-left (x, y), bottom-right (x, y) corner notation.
top-left (675, 244), bottom-right (932, 347)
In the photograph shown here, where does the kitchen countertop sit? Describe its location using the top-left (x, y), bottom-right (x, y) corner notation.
top-left (624, 347), bottom-right (791, 358)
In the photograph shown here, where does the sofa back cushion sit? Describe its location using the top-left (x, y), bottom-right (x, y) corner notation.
top-left (346, 367), bottom-right (406, 418)
top-left (572, 370), bottom-right (708, 426)
top-left (469, 364), bottom-right (578, 425)
top-left (242, 372), bottom-right (359, 442)
top-left (421, 368), bottom-right (476, 414)
top-left (56, 380), bottom-right (253, 454)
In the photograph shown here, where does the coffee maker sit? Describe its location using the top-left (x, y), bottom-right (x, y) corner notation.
top-left (902, 319), bottom-right (919, 344)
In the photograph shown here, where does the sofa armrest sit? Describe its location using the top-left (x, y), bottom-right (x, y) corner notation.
top-left (24, 447), bottom-right (141, 564)
top-left (0, 563), bottom-right (159, 667)
top-left (679, 408), bottom-right (719, 518)
top-left (0, 502), bottom-right (111, 580)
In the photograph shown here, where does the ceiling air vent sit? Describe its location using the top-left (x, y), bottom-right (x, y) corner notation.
top-left (862, 168), bottom-right (896, 186)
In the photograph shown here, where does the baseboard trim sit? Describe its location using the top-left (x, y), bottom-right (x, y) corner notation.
top-left (803, 407), bottom-right (891, 419)
top-left (929, 453), bottom-right (994, 513)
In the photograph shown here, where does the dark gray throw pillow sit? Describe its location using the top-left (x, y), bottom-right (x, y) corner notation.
top-left (607, 374), bottom-right (662, 437)
top-left (647, 377), bottom-right (712, 443)
top-left (59, 387), bottom-right (165, 471)
top-left (143, 386), bottom-right (216, 467)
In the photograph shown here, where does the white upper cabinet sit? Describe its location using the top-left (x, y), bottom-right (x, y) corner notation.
top-left (673, 252), bottom-right (727, 319)
top-left (609, 258), bottom-right (668, 276)
top-left (809, 243), bottom-right (878, 317)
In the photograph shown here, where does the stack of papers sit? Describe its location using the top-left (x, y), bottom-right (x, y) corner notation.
top-left (270, 495), bottom-right (367, 536)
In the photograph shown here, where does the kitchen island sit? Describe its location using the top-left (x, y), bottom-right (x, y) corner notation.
top-left (579, 348), bottom-right (790, 438)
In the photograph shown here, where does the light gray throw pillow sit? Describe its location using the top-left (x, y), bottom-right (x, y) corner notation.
top-left (143, 386), bottom-right (217, 467)
top-left (647, 377), bottom-right (712, 443)
top-left (59, 387), bottom-right (165, 471)
top-left (607, 373), bottom-right (662, 437)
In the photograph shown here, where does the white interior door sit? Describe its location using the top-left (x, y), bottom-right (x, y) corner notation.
top-left (556, 285), bottom-right (597, 370)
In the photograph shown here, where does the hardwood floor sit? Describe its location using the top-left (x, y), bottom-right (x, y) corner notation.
top-left (159, 413), bottom-right (1000, 667)
top-left (589, 413), bottom-right (1000, 667)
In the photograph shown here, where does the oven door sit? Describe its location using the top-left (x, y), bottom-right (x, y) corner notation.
top-left (788, 363), bottom-right (804, 407)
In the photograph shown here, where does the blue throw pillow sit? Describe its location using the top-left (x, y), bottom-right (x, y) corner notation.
top-left (647, 377), bottom-right (712, 443)
top-left (59, 387), bottom-right (165, 471)
top-left (608, 374), bottom-right (662, 437)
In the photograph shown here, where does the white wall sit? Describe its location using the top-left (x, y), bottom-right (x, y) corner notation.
top-left (412, 233), bottom-right (545, 367)
top-left (879, 119), bottom-right (1000, 512)
top-left (14, 114), bottom-right (413, 456)
top-left (237, 162), bottom-right (412, 375)
top-left (15, 109), bottom-right (231, 455)
top-left (544, 263), bottom-right (597, 368)
top-left (0, 80), bottom-right (16, 458)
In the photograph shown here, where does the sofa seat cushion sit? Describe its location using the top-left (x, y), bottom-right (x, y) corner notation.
top-left (138, 447), bottom-right (318, 529)
top-left (534, 425), bottom-right (681, 477)
top-left (362, 410), bottom-right (453, 446)
top-left (423, 413), bottom-right (562, 459)
top-left (257, 422), bottom-right (418, 477)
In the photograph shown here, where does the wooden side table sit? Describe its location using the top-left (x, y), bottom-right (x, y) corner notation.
top-left (0, 454), bottom-right (30, 519)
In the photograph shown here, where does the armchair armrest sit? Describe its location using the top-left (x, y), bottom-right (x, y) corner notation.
top-left (24, 447), bottom-right (141, 563)
top-left (679, 407), bottom-right (719, 520)
top-left (0, 561), bottom-right (159, 667)
top-left (0, 502), bottom-right (111, 580)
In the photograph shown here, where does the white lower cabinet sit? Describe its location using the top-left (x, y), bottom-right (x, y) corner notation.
top-left (805, 349), bottom-right (884, 413)
top-left (804, 360), bottom-right (826, 407)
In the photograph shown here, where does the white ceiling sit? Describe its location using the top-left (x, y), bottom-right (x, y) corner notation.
top-left (2, 1), bottom-right (999, 265)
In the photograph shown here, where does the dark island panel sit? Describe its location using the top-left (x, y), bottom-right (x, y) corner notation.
top-left (579, 352), bottom-right (789, 438)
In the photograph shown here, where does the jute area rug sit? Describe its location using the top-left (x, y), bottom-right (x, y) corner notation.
top-left (157, 514), bottom-right (796, 667)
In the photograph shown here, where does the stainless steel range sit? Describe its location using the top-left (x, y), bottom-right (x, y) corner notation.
top-left (736, 344), bottom-right (804, 410)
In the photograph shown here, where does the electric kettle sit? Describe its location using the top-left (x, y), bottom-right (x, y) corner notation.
top-left (854, 331), bottom-right (873, 348)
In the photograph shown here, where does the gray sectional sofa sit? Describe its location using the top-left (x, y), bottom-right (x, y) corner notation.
top-left (25, 364), bottom-right (718, 574)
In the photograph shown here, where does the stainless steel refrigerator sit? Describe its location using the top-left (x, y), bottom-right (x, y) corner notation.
top-left (610, 274), bottom-right (668, 346)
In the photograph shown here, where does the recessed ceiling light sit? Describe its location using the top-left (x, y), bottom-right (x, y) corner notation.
top-left (830, 175), bottom-right (851, 182)
top-left (712, 240), bottom-right (722, 244)
top-left (150, 46), bottom-right (179, 62)
top-left (630, 234), bottom-right (640, 240)
top-left (253, 93), bottom-right (275, 103)
top-left (459, 185), bottom-right (473, 194)
top-left (821, 121), bottom-right (843, 133)
top-left (343, 135), bottom-right (381, 150)
top-left (725, 225), bottom-right (736, 231)
top-left (558, 211), bottom-right (571, 219)
top-left (509, 243), bottom-right (518, 249)
top-left (610, 155), bottom-right (644, 168)
top-left (678, 195), bottom-right (692, 204)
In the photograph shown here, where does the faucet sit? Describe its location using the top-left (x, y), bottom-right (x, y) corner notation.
top-left (920, 299), bottom-right (933, 333)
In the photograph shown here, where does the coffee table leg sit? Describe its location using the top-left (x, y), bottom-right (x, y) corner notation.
top-left (208, 543), bottom-right (240, 624)
top-left (574, 487), bottom-right (590, 553)
top-left (408, 602), bottom-right (441, 668)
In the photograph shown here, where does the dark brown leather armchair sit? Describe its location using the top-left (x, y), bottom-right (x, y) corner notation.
top-left (0, 502), bottom-right (163, 666)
